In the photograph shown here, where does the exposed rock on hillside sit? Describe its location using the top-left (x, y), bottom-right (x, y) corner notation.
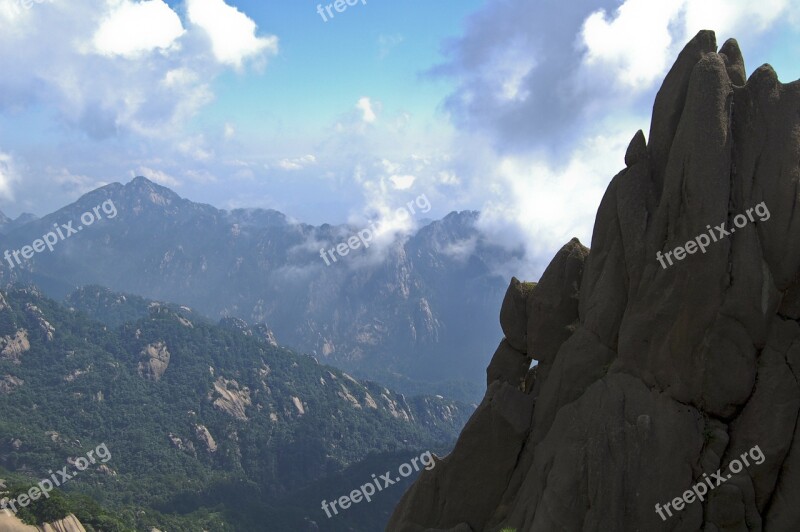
top-left (0, 330), bottom-right (30, 363)
top-left (137, 342), bottom-right (170, 381)
top-left (0, 512), bottom-right (86, 532)
top-left (0, 375), bottom-right (23, 394)
top-left (24, 304), bottom-right (54, 341)
top-left (211, 376), bottom-right (252, 421)
top-left (194, 424), bottom-right (218, 453)
top-left (388, 31), bottom-right (800, 532)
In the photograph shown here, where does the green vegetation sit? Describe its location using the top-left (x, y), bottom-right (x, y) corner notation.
top-left (0, 285), bottom-right (470, 530)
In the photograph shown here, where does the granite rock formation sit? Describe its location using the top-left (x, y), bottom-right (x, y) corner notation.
top-left (388, 30), bottom-right (800, 532)
top-left (0, 512), bottom-right (86, 532)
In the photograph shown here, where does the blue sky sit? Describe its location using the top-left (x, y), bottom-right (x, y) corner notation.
top-left (0, 0), bottom-right (797, 277)
top-left (200, 1), bottom-right (483, 132)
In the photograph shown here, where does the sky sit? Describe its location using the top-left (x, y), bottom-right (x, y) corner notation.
top-left (0, 0), bottom-right (798, 277)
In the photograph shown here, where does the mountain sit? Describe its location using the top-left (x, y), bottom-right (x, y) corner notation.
top-left (0, 285), bottom-right (471, 530)
top-left (0, 178), bottom-right (516, 401)
top-left (0, 212), bottom-right (39, 235)
top-left (388, 32), bottom-right (800, 531)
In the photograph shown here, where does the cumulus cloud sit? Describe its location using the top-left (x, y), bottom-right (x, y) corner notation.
top-left (0, 0), bottom-right (276, 142)
top-left (92, 0), bottom-right (184, 58)
top-left (477, 128), bottom-right (633, 266)
top-left (426, 0), bottom-right (798, 278)
top-left (186, 0), bottom-right (278, 69)
top-left (581, 0), bottom-right (683, 90)
top-left (579, 0), bottom-right (797, 91)
top-left (430, 0), bottom-right (619, 153)
top-left (433, 0), bottom-right (797, 155)
top-left (356, 97), bottom-right (377, 123)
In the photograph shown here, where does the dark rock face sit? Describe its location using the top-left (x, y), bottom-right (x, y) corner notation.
top-left (387, 31), bottom-right (800, 532)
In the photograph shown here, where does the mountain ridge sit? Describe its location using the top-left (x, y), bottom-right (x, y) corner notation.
top-left (0, 177), bottom-right (515, 400)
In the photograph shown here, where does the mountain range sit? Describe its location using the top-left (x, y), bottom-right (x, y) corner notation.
top-left (0, 177), bottom-right (518, 402)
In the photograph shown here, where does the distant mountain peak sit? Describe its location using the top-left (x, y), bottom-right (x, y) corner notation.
top-left (125, 175), bottom-right (180, 197)
top-left (14, 212), bottom-right (38, 224)
top-left (0, 211), bottom-right (38, 234)
top-left (114, 176), bottom-right (188, 214)
top-left (129, 175), bottom-right (159, 188)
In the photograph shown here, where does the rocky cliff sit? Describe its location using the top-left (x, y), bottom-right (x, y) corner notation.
top-left (388, 30), bottom-right (800, 531)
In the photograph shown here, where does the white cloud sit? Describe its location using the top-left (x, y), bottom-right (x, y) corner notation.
top-left (162, 67), bottom-right (198, 88)
top-left (186, 0), bottom-right (278, 69)
top-left (275, 154), bottom-right (317, 171)
top-left (581, 0), bottom-right (683, 90)
top-left (0, 0), bottom-right (795, 284)
top-left (475, 127), bottom-right (634, 273)
top-left (50, 167), bottom-right (107, 195)
top-left (356, 97), bottom-right (377, 123)
top-left (0, 0), bottom-right (273, 148)
top-left (0, 152), bottom-right (18, 201)
top-left (580, 0), bottom-right (798, 92)
top-left (681, 0), bottom-right (795, 36)
top-left (92, 0), bottom-right (184, 58)
top-left (389, 174), bottom-right (416, 190)
top-left (426, 0), bottom-right (798, 279)
top-left (440, 236), bottom-right (479, 262)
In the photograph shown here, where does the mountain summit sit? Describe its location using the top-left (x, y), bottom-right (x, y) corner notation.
top-left (388, 30), bottom-right (800, 532)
